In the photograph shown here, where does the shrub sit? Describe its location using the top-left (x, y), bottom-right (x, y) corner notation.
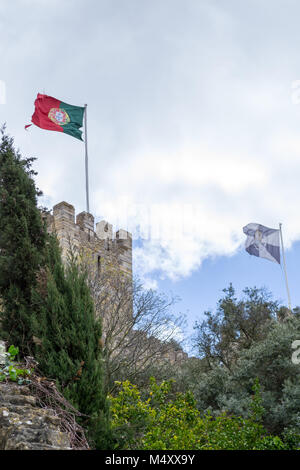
top-left (110, 378), bottom-right (292, 450)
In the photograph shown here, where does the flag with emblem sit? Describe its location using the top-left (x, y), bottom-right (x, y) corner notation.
top-left (243, 223), bottom-right (280, 264)
top-left (25, 93), bottom-right (84, 140)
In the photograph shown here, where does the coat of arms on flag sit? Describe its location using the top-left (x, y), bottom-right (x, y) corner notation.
top-left (48, 108), bottom-right (71, 126)
top-left (243, 223), bottom-right (280, 264)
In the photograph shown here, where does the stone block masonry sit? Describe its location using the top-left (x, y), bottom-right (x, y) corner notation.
top-left (44, 201), bottom-right (133, 277)
top-left (0, 381), bottom-right (71, 450)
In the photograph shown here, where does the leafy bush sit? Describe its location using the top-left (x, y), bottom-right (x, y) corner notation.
top-left (0, 345), bottom-right (32, 385)
top-left (110, 378), bottom-right (293, 450)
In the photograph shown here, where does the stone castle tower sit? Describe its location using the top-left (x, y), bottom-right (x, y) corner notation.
top-left (44, 201), bottom-right (132, 277)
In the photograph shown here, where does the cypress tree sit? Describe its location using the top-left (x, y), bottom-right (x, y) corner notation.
top-left (32, 236), bottom-right (112, 449)
top-left (0, 127), bottom-right (46, 354)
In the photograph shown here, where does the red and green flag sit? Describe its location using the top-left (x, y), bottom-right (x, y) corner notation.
top-left (26, 93), bottom-right (84, 140)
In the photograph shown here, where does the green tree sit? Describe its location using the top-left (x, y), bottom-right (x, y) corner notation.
top-left (193, 285), bottom-right (278, 372)
top-left (0, 127), bottom-right (46, 354)
top-left (32, 236), bottom-right (112, 449)
top-left (223, 315), bottom-right (300, 436)
top-left (192, 285), bottom-right (300, 441)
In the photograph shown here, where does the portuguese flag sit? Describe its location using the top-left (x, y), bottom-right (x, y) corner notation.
top-left (27, 93), bottom-right (85, 140)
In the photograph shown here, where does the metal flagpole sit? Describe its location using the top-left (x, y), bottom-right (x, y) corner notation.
top-left (279, 223), bottom-right (292, 312)
top-left (84, 104), bottom-right (90, 214)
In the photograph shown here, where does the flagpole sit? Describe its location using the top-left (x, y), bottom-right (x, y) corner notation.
top-left (279, 223), bottom-right (292, 312)
top-left (84, 104), bottom-right (90, 214)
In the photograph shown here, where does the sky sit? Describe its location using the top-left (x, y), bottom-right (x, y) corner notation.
top-left (1, 0), bottom-right (300, 349)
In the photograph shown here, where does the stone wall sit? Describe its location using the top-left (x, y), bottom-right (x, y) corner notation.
top-left (44, 201), bottom-right (132, 276)
top-left (0, 382), bottom-right (71, 450)
top-left (0, 342), bottom-right (71, 450)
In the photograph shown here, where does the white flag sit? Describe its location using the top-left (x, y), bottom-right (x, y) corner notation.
top-left (243, 223), bottom-right (280, 264)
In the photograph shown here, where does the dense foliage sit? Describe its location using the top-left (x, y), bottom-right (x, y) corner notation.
top-left (0, 127), bottom-right (46, 354)
top-left (110, 378), bottom-right (293, 450)
top-left (32, 236), bottom-right (112, 449)
top-left (192, 285), bottom-right (300, 442)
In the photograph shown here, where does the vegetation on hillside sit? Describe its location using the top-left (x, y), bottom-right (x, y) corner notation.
top-left (0, 127), bottom-right (46, 354)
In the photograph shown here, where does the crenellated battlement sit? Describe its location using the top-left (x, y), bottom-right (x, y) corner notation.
top-left (44, 201), bottom-right (132, 276)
